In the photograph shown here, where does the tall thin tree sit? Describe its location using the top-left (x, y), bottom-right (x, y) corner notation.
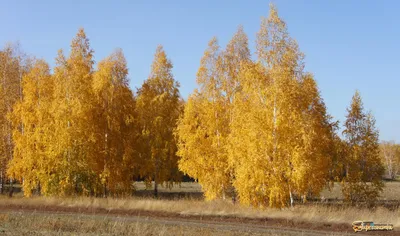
top-left (136, 45), bottom-right (182, 197)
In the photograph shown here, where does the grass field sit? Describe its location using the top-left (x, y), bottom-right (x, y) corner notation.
top-left (4, 181), bottom-right (400, 201)
top-left (0, 181), bottom-right (399, 235)
top-left (0, 212), bottom-right (288, 236)
top-left (1, 212), bottom-right (342, 236)
top-left (0, 197), bottom-right (397, 235)
top-left (135, 181), bottom-right (400, 202)
top-left (320, 182), bottom-right (400, 201)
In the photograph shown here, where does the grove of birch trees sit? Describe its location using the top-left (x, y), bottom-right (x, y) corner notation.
top-left (0, 5), bottom-right (392, 207)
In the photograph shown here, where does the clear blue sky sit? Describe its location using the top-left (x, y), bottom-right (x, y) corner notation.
top-left (1, 0), bottom-right (399, 141)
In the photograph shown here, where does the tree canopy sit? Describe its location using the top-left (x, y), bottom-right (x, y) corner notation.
top-left (0, 5), bottom-right (386, 208)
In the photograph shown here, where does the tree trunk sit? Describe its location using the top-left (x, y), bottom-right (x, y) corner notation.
top-left (8, 178), bottom-right (14, 198)
top-left (154, 158), bottom-right (159, 198)
top-left (231, 192), bottom-right (237, 205)
top-left (0, 171), bottom-right (3, 194)
top-left (289, 188), bottom-right (293, 208)
top-left (74, 177), bottom-right (78, 195)
top-left (103, 182), bottom-right (108, 198)
top-left (154, 178), bottom-right (158, 198)
top-left (37, 181), bottom-right (41, 196)
top-left (103, 123), bottom-right (109, 198)
top-left (0, 171), bottom-right (4, 194)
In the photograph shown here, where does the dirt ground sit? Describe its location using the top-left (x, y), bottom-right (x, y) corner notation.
top-left (0, 204), bottom-right (397, 235)
top-left (0, 182), bottom-right (399, 235)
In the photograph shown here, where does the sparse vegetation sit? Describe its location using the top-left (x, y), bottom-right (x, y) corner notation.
top-left (0, 197), bottom-right (398, 235)
top-left (1, 182), bottom-right (399, 229)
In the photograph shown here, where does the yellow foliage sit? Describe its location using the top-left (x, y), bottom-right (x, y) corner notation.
top-left (92, 49), bottom-right (138, 196)
top-left (0, 6), bottom-right (384, 208)
top-left (341, 91), bottom-right (384, 204)
top-left (177, 27), bottom-right (250, 200)
top-left (136, 45), bottom-right (182, 196)
top-left (7, 60), bottom-right (53, 196)
top-left (178, 5), bottom-right (335, 207)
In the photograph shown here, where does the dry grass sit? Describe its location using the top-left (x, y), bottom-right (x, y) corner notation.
top-left (134, 182), bottom-right (202, 193)
top-left (319, 182), bottom-right (400, 201)
top-left (136, 181), bottom-right (400, 201)
top-left (6, 181), bottom-right (400, 200)
top-left (0, 181), bottom-right (399, 235)
top-left (0, 195), bottom-right (399, 228)
top-left (0, 211), bottom-right (299, 236)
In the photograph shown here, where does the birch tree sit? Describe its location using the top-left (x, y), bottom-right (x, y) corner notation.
top-left (136, 45), bottom-right (182, 197)
top-left (228, 4), bottom-right (335, 208)
top-left (342, 91), bottom-right (384, 204)
top-left (92, 49), bottom-right (138, 196)
top-left (380, 141), bottom-right (400, 180)
top-left (49, 28), bottom-right (96, 195)
top-left (7, 60), bottom-right (54, 196)
top-left (177, 27), bottom-right (250, 200)
top-left (0, 43), bottom-right (29, 195)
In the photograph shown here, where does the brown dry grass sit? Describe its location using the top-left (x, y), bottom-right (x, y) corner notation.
top-left (320, 182), bottom-right (400, 201)
top-left (0, 195), bottom-right (399, 228)
top-left (0, 212), bottom-right (297, 236)
top-left (137, 181), bottom-right (400, 201)
top-left (0, 181), bottom-right (399, 235)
